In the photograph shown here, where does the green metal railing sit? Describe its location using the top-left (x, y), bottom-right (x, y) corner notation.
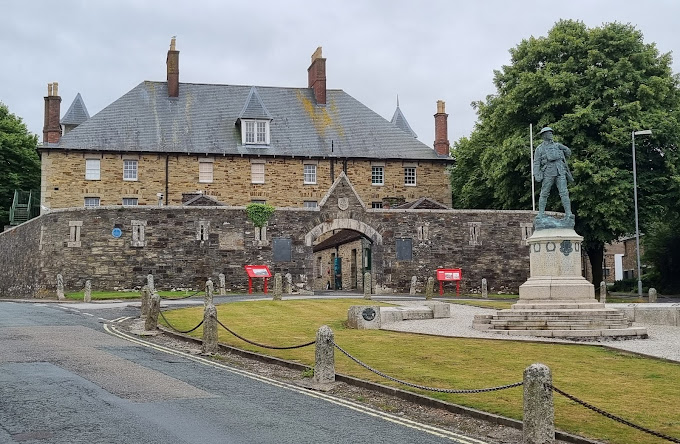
top-left (9, 190), bottom-right (40, 226)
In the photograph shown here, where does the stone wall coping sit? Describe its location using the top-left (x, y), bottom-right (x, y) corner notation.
top-left (41, 205), bottom-right (553, 216)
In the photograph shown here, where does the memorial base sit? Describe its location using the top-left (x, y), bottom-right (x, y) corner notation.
top-left (474, 228), bottom-right (647, 340)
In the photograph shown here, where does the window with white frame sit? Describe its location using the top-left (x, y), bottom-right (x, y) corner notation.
top-left (242, 120), bottom-right (270, 145)
top-left (404, 167), bottom-right (416, 186)
top-left (304, 201), bottom-right (318, 208)
top-left (199, 159), bottom-right (213, 183)
top-left (251, 162), bottom-right (265, 183)
top-left (303, 164), bottom-right (317, 184)
top-left (122, 198), bottom-right (138, 206)
top-left (123, 160), bottom-right (138, 181)
top-left (85, 159), bottom-right (100, 180)
top-left (84, 197), bottom-right (100, 207)
top-left (371, 166), bottom-right (384, 185)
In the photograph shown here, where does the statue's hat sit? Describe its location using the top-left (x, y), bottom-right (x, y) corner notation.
top-left (539, 127), bottom-right (553, 135)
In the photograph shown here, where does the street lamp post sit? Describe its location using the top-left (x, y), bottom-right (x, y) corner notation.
top-left (632, 129), bottom-right (652, 297)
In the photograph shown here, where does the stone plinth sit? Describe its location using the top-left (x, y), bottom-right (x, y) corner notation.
top-left (476, 228), bottom-right (647, 340)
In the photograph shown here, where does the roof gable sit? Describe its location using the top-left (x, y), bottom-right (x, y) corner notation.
top-left (238, 87), bottom-right (273, 121)
top-left (390, 104), bottom-right (417, 138)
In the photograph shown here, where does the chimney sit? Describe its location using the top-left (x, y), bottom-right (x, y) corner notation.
top-left (433, 100), bottom-right (450, 157)
top-left (43, 82), bottom-right (62, 144)
top-left (166, 37), bottom-right (179, 98)
top-left (307, 47), bottom-right (326, 105)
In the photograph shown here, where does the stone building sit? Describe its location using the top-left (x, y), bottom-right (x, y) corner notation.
top-left (39, 40), bottom-right (453, 212)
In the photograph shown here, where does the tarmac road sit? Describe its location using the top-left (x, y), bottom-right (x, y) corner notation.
top-left (0, 301), bottom-right (486, 444)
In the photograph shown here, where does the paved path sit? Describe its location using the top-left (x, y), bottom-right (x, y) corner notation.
top-left (380, 301), bottom-right (680, 363)
top-left (0, 300), bottom-right (485, 444)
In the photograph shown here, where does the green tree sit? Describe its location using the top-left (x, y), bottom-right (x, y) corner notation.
top-left (450, 20), bottom-right (680, 286)
top-left (0, 103), bottom-right (40, 228)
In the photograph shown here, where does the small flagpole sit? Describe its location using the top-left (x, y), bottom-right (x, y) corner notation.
top-left (530, 124), bottom-right (536, 212)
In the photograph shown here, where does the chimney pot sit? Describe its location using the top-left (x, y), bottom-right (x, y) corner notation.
top-left (307, 46), bottom-right (326, 105)
top-left (43, 82), bottom-right (62, 144)
top-left (167, 37), bottom-right (179, 98)
top-left (433, 100), bottom-right (450, 157)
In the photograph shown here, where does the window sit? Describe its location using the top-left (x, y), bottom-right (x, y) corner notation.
top-left (303, 164), bottom-right (317, 184)
top-left (469, 222), bottom-right (482, 246)
top-left (404, 167), bottom-right (416, 186)
top-left (304, 201), bottom-right (318, 208)
top-left (251, 199), bottom-right (266, 204)
top-left (251, 163), bottom-right (265, 183)
top-left (68, 220), bottom-right (82, 248)
top-left (84, 197), bottom-right (100, 208)
top-left (371, 202), bottom-right (383, 209)
top-left (371, 166), bottom-right (384, 185)
top-left (131, 220), bottom-right (146, 247)
top-left (199, 160), bottom-right (213, 183)
top-left (197, 220), bottom-right (210, 241)
top-left (85, 159), bottom-right (100, 180)
top-left (123, 160), bottom-right (138, 181)
top-left (242, 120), bottom-right (269, 145)
top-left (122, 198), bottom-right (138, 206)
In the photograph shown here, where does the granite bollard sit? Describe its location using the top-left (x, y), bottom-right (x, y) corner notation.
top-left (84, 280), bottom-right (92, 303)
top-left (274, 273), bottom-right (282, 300)
top-left (56, 274), bottom-right (65, 301)
top-left (649, 288), bottom-right (657, 303)
top-left (204, 279), bottom-right (214, 306)
top-left (285, 273), bottom-right (293, 294)
top-left (146, 274), bottom-right (155, 294)
top-left (523, 363), bottom-right (554, 444)
top-left (145, 293), bottom-right (160, 331)
top-left (363, 272), bottom-right (371, 300)
top-left (409, 276), bottom-right (417, 295)
top-left (425, 277), bottom-right (434, 300)
top-left (600, 281), bottom-right (607, 303)
top-left (314, 325), bottom-right (335, 385)
top-left (202, 303), bottom-right (219, 354)
top-left (481, 278), bottom-right (488, 299)
top-left (140, 285), bottom-right (150, 316)
top-left (218, 273), bottom-right (226, 296)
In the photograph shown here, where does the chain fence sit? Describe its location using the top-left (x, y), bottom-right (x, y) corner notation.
top-left (214, 317), bottom-right (316, 350)
top-left (333, 340), bottom-right (523, 394)
top-left (551, 384), bottom-right (680, 443)
top-left (158, 310), bottom-right (204, 334)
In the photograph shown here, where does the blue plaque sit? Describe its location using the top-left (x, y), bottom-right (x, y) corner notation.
top-left (112, 228), bottom-right (122, 238)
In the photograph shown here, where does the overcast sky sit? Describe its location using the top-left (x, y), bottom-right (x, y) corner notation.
top-left (2, 0), bottom-right (679, 148)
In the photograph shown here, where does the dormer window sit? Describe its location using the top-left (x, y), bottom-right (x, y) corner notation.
top-left (242, 120), bottom-right (270, 145)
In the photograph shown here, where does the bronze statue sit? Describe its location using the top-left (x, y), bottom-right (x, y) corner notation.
top-left (534, 127), bottom-right (574, 226)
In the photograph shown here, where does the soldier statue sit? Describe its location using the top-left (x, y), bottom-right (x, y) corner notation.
top-left (533, 127), bottom-right (574, 221)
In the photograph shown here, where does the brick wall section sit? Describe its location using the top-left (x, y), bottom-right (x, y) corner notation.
top-left (41, 153), bottom-right (452, 209)
top-left (0, 218), bottom-right (44, 297)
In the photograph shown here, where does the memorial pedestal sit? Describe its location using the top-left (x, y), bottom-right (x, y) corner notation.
top-left (474, 228), bottom-right (647, 339)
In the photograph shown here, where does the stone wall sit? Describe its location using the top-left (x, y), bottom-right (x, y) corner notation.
top-left (41, 152), bottom-right (451, 210)
top-left (2, 174), bottom-right (534, 297)
top-left (0, 218), bottom-right (44, 297)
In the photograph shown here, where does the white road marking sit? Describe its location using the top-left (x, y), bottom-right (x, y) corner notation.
top-left (104, 324), bottom-right (487, 444)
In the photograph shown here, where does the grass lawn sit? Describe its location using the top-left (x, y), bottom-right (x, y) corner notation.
top-left (161, 298), bottom-right (680, 444)
top-left (65, 290), bottom-right (204, 300)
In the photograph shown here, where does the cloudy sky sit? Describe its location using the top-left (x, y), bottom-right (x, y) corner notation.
top-left (2, 0), bottom-right (679, 147)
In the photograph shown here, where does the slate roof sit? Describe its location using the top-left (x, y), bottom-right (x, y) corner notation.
top-left (394, 197), bottom-right (449, 209)
top-left (313, 229), bottom-right (365, 252)
top-left (238, 87), bottom-right (273, 120)
top-left (390, 105), bottom-right (417, 139)
top-left (60, 92), bottom-right (90, 126)
top-left (45, 81), bottom-right (449, 161)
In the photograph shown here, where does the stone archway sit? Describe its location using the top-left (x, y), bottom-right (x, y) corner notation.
top-left (305, 218), bottom-right (383, 293)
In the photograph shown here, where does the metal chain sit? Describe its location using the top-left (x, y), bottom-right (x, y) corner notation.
top-left (333, 341), bottom-right (523, 394)
top-left (159, 290), bottom-right (202, 300)
top-left (551, 385), bottom-right (680, 443)
top-left (215, 317), bottom-right (316, 350)
top-left (158, 310), bottom-right (204, 334)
